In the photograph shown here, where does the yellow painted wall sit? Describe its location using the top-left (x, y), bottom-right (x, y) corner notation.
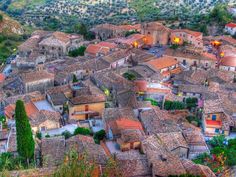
top-left (205, 113), bottom-right (222, 121)
top-left (69, 102), bottom-right (105, 120)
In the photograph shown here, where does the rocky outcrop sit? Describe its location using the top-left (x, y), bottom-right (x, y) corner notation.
top-left (0, 11), bottom-right (24, 35)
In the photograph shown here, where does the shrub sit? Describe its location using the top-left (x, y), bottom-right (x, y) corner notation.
top-left (45, 134), bottom-right (50, 138)
top-left (68, 46), bottom-right (86, 57)
top-left (186, 115), bottom-right (201, 127)
top-left (73, 127), bottom-right (91, 136)
top-left (185, 97), bottom-right (198, 110)
top-left (164, 100), bottom-right (185, 110)
top-left (62, 131), bottom-right (72, 139)
top-left (209, 135), bottom-right (225, 148)
top-left (94, 130), bottom-right (106, 144)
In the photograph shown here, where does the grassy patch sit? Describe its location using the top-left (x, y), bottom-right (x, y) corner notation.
top-left (0, 34), bottom-right (24, 63)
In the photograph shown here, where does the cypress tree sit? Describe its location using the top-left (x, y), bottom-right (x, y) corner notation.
top-left (15, 100), bottom-right (35, 165)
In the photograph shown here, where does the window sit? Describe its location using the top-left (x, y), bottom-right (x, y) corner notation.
top-left (40, 126), bottom-right (46, 131)
top-left (215, 129), bottom-right (219, 133)
top-left (212, 115), bottom-right (217, 120)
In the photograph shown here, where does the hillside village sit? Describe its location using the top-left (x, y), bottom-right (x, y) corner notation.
top-left (0, 15), bottom-right (236, 176)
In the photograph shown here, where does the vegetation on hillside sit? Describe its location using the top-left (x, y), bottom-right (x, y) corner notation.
top-left (129, 0), bottom-right (159, 21)
top-left (194, 136), bottom-right (236, 174)
top-left (0, 34), bottom-right (25, 64)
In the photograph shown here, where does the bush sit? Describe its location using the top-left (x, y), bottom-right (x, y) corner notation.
top-left (186, 116), bottom-right (201, 127)
top-left (62, 131), bottom-right (72, 139)
top-left (164, 100), bottom-right (185, 110)
top-left (209, 135), bottom-right (225, 148)
top-left (123, 72), bottom-right (136, 81)
top-left (94, 130), bottom-right (106, 144)
top-left (185, 97), bottom-right (198, 110)
top-left (73, 127), bottom-right (91, 136)
top-left (45, 134), bottom-right (50, 138)
top-left (68, 46), bottom-right (86, 57)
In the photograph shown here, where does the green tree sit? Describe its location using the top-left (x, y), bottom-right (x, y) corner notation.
top-left (15, 100), bottom-right (35, 165)
top-left (0, 14), bottom-right (3, 22)
top-left (73, 127), bottom-right (91, 136)
top-left (185, 97), bottom-right (198, 110)
top-left (129, 0), bottom-right (159, 22)
top-left (74, 23), bottom-right (87, 36)
top-left (209, 4), bottom-right (233, 25)
top-left (62, 131), bottom-right (72, 139)
top-left (209, 135), bottom-right (225, 148)
top-left (72, 74), bottom-right (78, 83)
top-left (68, 46), bottom-right (86, 57)
top-left (94, 130), bottom-right (106, 144)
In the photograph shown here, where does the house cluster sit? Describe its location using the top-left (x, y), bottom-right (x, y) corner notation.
top-left (0, 20), bottom-right (236, 176)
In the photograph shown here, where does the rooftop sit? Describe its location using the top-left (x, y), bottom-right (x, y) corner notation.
top-left (20, 70), bottom-right (54, 83)
top-left (147, 56), bottom-right (179, 70)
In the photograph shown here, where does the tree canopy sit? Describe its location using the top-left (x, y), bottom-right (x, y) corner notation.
top-left (15, 100), bottom-right (35, 164)
top-left (129, 0), bottom-right (159, 21)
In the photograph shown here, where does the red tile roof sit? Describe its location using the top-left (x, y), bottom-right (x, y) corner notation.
top-left (172, 29), bottom-right (202, 37)
top-left (115, 118), bottom-right (144, 131)
top-left (225, 23), bottom-right (236, 28)
top-left (205, 120), bottom-right (222, 126)
top-left (221, 56), bottom-right (236, 67)
top-left (0, 74), bottom-right (5, 83)
top-left (147, 56), bottom-right (179, 70)
top-left (4, 102), bottom-right (39, 119)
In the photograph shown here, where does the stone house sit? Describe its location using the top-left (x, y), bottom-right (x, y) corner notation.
top-left (20, 70), bottom-right (54, 93)
top-left (30, 110), bottom-right (61, 133)
top-left (164, 48), bottom-right (217, 69)
top-left (85, 41), bottom-right (117, 57)
top-left (117, 129), bottom-right (144, 151)
top-left (225, 23), bottom-right (236, 35)
top-left (146, 56), bottom-right (181, 80)
top-left (91, 23), bottom-right (141, 40)
top-left (141, 22), bottom-right (171, 45)
top-left (203, 99), bottom-right (230, 136)
top-left (170, 29), bottom-right (203, 49)
top-left (39, 32), bottom-right (83, 59)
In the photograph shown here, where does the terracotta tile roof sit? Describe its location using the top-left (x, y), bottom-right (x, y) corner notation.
top-left (70, 94), bottom-right (106, 105)
top-left (118, 24), bottom-right (141, 31)
top-left (4, 101), bottom-right (39, 119)
top-left (0, 73), bottom-right (5, 83)
top-left (52, 32), bottom-right (71, 43)
top-left (157, 132), bottom-right (188, 152)
top-left (103, 107), bottom-right (137, 122)
top-left (181, 159), bottom-right (216, 177)
top-left (142, 135), bottom-right (186, 176)
top-left (18, 35), bottom-right (41, 51)
top-left (86, 44), bottom-right (104, 55)
top-left (225, 23), bottom-right (236, 28)
top-left (116, 150), bottom-right (152, 177)
top-left (204, 99), bottom-right (224, 114)
top-left (20, 70), bottom-right (54, 83)
top-left (140, 108), bottom-right (181, 134)
top-left (66, 135), bottom-right (107, 165)
top-left (172, 29), bottom-right (202, 37)
top-left (30, 110), bottom-right (61, 127)
top-left (41, 136), bottom-right (66, 167)
top-left (98, 41), bottom-right (117, 49)
top-left (118, 129), bottom-right (145, 143)
top-left (101, 49), bottom-right (130, 64)
top-left (147, 56), bottom-right (178, 70)
top-left (115, 118), bottom-right (144, 131)
top-left (221, 56), bottom-right (236, 67)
